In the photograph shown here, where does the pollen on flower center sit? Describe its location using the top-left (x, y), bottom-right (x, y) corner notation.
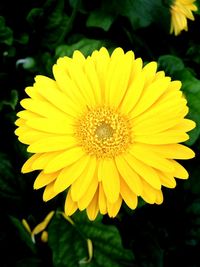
top-left (95, 122), bottom-right (114, 140)
top-left (75, 107), bottom-right (132, 158)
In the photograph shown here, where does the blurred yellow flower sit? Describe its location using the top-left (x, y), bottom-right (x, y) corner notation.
top-left (170, 0), bottom-right (197, 35)
top-left (15, 47), bottom-right (195, 220)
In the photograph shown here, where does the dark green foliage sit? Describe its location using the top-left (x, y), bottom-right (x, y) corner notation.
top-left (1, 0), bottom-right (200, 266)
top-left (48, 212), bottom-right (134, 267)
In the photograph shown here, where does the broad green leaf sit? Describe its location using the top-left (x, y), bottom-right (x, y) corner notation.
top-left (86, 9), bottom-right (115, 31)
top-left (187, 44), bottom-right (200, 65)
top-left (26, 8), bottom-right (44, 25)
top-left (26, 0), bottom-right (72, 49)
top-left (0, 152), bottom-right (19, 198)
top-left (158, 55), bottom-right (185, 75)
top-left (0, 16), bottom-right (13, 45)
top-left (10, 216), bottom-right (37, 254)
top-left (55, 38), bottom-right (106, 58)
top-left (48, 212), bottom-right (134, 267)
top-left (120, 0), bottom-right (169, 30)
top-left (0, 90), bottom-right (18, 111)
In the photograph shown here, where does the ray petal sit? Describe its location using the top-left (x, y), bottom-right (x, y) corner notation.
top-left (99, 159), bottom-right (120, 203)
top-left (71, 156), bottom-right (97, 201)
top-left (54, 154), bottom-right (90, 193)
top-left (115, 156), bottom-right (142, 195)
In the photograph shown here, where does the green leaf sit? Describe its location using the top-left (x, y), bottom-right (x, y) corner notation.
top-left (10, 216), bottom-right (37, 254)
top-left (48, 212), bottom-right (134, 267)
top-left (0, 16), bottom-right (13, 45)
top-left (158, 55), bottom-right (185, 75)
top-left (26, 8), bottom-right (44, 25)
top-left (0, 152), bottom-right (19, 198)
top-left (0, 90), bottom-right (18, 111)
top-left (120, 0), bottom-right (169, 30)
top-left (26, 0), bottom-right (73, 49)
top-left (86, 9), bottom-right (116, 31)
top-left (55, 38), bottom-right (106, 58)
top-left (187, 43), bottom-right (200, 65)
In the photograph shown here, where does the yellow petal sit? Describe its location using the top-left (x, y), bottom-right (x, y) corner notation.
top-left (144, 144), bottom-right (195, 159)
top-left (32, 211), bottom-right (55, 236)
top-left (133, 117), bottom-right (183, 135)
top-left (31, 151), bottom-right (60, 170)
top-left (120, 71), bottom-right (144, 114)
top-left (120, 179), bottom-right (138, 209)
top-left (72, 50), bottom-right (86, 64)
top-left (86, 191), bottom-right (99, 221)
top-left (155, 190), bottom-right (163, 205)
top-left (115, 156), bottom-right (142, 195)
top-left (170, 160), bottom-right (189, 179)
top-left (26, 118), bottom-right (74, 134)
top-left (34, 171), bottom-right (59, 189)
top-left (108, 50), bottom-right (133, 108)
top-left (18, 129), bottom-right (54, 145)
top-left (130, 77), bottom-right (171, 118)
top-left (43, 181), bottom-right (59, 201)
top-left (34, 75), bottom-right (79, 117)
top-left (99, 159), bottom-right (120, 203)
top-left (44, 146), bottom-right (85, 173)
top-left (22, 219), bottom-right (32, 234)
top-left (134, 131), bottom-right (189, 144)
top-left (52, 64), bottom-right (87, 107)
top-left (171, 118), bottom-right (196, 132)
top-left (140, 180), bottom-right (157, 204)
top-left (27, 136), bottom-right (77, 153)
top-left (17, 110), bottom-right (39, 120)
top-left (64, 189), bottom-right (78, 216)
top-left (15, 118), bottom-right (25, 126)
top-left (25, 86), bottom-right (44, 100)
top-left (67, 60), bottom-right (96, 107)
top-left (21, 153), bottom-right (41, 173)
top-left (158, 171), bottom-right (176, 188)
top-left (104, 47), bottom-right (124, 105)
top-left (54, 155), bottom-right (90, 193)
top-left (78, 175), bottom-right (98, 211)
top-left (123, 153), bottom-right (161, 190)
top-left (142, 61), bottom-right (157, 87)
top-left (129, 144), bottom-right (174, 173)
top-left (98, 183), bottom-right (107, 215)
top-left (41, 231), bottom-right (48, 243)
top-left (91, 47), bottom-right (110, 102)
top-left (107, 196), bottom-right (122, 218)
top-left (85, 57), bottom-right (102, 105)
top-left (20, 99), bottom-right (67, 120)
top-left (71, 157), bottom-right (97, 201)
top-left (132, 93), bottom-right (187, 124)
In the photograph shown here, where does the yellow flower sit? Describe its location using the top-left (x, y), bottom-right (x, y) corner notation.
top-left (170, 0), bottom-right (198, 35)
top-left (15, 47), bottom-right (195, 220)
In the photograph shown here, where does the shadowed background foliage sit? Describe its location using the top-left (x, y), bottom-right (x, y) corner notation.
top-left (1, 0), bottom-right (200, 266)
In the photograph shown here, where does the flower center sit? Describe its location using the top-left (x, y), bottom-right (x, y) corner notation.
top-left (95, 122), bottom-right (114, 140)
top-left (75, 107), bottom-right (132, 158)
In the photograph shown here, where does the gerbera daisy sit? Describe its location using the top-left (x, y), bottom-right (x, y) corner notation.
top-left (170, 0), bottom-right (197, 35)
top-left (15, 47), bottom-right (195, 220)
